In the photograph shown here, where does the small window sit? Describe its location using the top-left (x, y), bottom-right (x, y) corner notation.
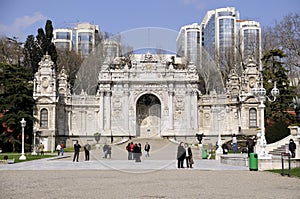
top-left (249, 108), bottom-right (257, 127)
top-left (40, 108), bottom-right (48, 128)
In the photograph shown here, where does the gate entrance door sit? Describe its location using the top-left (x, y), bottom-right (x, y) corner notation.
top-left (136, 94), bottom-right (161, 137)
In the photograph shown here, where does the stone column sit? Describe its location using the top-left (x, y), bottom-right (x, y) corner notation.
top-left (124, 90), bottom-right (129, 132)
top-left (99, 92), bottom-right (104, 132)
top-left (186, 90), bottom-right (191, 129)
top-left (168, 91), bottom-right (174, 130)
top-left (68, 109), bottom-right (71, 132)
top-left (191, 90), bottom-right (198, 130)
top-left (105, 91), bottom-right (111, 131)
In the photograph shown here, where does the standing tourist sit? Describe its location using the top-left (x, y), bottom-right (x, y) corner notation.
top-left (60, 143), bottom-right (65, 156)
top-left (144, 142), bottom-right (151, 157)
top-left (126, 143), bottom-right (131, 160)
top-left (107, 144), bottom-right (112, 159)
top-left (289, 139), bottom-right (296, 158)
top-left (84, 143), bottom-right (91, 161)
top-left (177, 142), bottom-right (185, 168)
top-left (232, 134), bottom-right (238, 153)
top-left (103, 143), bottom-right (108, 158)
top-left (73, 141), bottom-right (81, 162)
top-left (135, 143), bottom-right (142, 162)
top-left (129, 142), bottom-right (135, 160)
top-left (56, 144), bottom-right (61, 156)
top-left (184, 143), bottom-right (193, 168)
top-left (39, 143), bottom-right (44, 155)
top-left (246, 136), bottom-right (256, 157)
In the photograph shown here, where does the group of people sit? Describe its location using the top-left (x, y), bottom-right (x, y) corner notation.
top-left (56, 143), bottom-right (65, 156)
top-left (177, 142), bottom-right (193, 168)
top-left (70, 136), bottom-right (297, 164)
top-left (73, 141), bottom-right (92, 162)
top-left (126, 142), bottom-right (149, 162)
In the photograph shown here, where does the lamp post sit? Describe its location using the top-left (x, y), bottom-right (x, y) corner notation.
top-left (216, 107), bottom-right (224, 154)
top-left (213, 105), bottom-right (226, 158)
top-left (252, 82), bottom-right (279, 158)
top-left (31, 127), bottom-right (37, 155)
top-left (19, 118), bottom-right (26, 160)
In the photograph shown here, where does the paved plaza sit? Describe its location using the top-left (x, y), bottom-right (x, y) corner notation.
top-left (0, 139), bottom-right (300, 198)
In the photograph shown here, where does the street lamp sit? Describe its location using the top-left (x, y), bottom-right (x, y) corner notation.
top-left (19, 118), bottom-right (26, 160)
top-left (252, 82), bottom-right (279, 158)
top-left (31, 127), bottom-right (37, 155)
top-left (212, 105), bottom-right (226, 158)
top-left (216, 107), bottom-right (225, 154)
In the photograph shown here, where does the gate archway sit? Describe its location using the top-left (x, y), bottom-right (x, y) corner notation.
top-left (136, 94), bottom-right (161, 137)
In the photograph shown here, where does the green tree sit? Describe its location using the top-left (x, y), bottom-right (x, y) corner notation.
top-left (0, 63), bottom-right (34, 152)
top-left (23, 35), bottom-right (43, 75)
top-left (262, 49), bottom-right (296, 137)
top-left (23, 20), bottom-right (57, 75)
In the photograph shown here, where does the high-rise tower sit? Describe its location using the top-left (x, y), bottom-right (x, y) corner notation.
top-left (176, 23), bottom-right (201, 68)
top-left (201, 7), bottom-right (239, 70)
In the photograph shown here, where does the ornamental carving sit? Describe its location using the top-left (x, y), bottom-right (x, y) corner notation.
top-left (175, 95), bottom-right (184, 111)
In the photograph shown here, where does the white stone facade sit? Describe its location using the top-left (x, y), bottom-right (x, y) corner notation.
top-left (33, 53), bottom-right (260, 150)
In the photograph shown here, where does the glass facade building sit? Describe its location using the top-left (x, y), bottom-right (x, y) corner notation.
top-left (201, 7), bottom-right (239, 70)
top-left (53, 29), bottom-right (73, 51)
top-left (201, 7), bottom-right (261, 72)
top-left (176, 23), bottom-right (201, 68)
top-left (237, 20), bottom-right (261, 65)
top-left (53, 23), bottom-right (100, 58)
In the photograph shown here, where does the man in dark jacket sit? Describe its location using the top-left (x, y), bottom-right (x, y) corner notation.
top-left (177, 142), bottom-right (186, 168)
top-left (73, 141), bottom-right (81, 162)
top-left (289, 139), bottom-right (296, 158)
top-left (144, 142), bottom-right (150, 157)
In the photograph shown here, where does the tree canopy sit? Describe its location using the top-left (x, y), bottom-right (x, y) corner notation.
top-left (262, 49), bottom-right (296, 128)
top-left (0, 63), bottom-right (34, 152)
top-left (24, 20), bottom-right (57, 75)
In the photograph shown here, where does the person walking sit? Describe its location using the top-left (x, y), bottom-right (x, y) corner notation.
top-left (39, 143), bottom-right (44, 155)
top-left (84, 143), bottom-right (91, 161)
top-left (56, 144), bottom-right (61, 156)
top-left (177, 142), bottom-right (185, 168)
top-left (73, 141), bottom-right (81, 162)
top-left (289, 139), bottom-right (296, 158)
top-left (232, 134), bottom-right (238, 153)
top-left (144, 142), bottom-right (150, 157)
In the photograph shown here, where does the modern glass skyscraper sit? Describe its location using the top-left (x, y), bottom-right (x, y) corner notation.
top-left (53, 23), bottom-right (101, 58)
top-left (53, 29), bottom-right (73, 51)
top-left (237, 20), bottom-right (261, 66)
top-left (176, 23), bottom-right (201, 67)
top-left (201, 7), bottom-right (239, 70)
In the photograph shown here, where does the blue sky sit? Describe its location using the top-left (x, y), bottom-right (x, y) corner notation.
top-left (0, 0), bottom-right (299, 42)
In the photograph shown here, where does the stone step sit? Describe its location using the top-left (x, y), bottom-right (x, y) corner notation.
top-left (269, 144), bottom-right (289, 156)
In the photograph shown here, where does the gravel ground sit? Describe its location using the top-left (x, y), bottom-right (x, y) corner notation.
top-left (1, 170), bottom-right (299, 199)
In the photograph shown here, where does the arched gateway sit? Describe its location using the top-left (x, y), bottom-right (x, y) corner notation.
top-left (97, 52), bottom-right (199, 138)
top-left (136, 94), bottom-right (161, 137)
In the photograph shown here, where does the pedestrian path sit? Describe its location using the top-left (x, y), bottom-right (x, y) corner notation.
top-left (0, 157), bottom-right (247, 171)
top-left (0, 138), bottom-right (248, 171)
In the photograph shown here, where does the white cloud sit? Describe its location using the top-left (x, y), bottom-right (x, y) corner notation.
top-left (0, 12), bottom-right (45, 40)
